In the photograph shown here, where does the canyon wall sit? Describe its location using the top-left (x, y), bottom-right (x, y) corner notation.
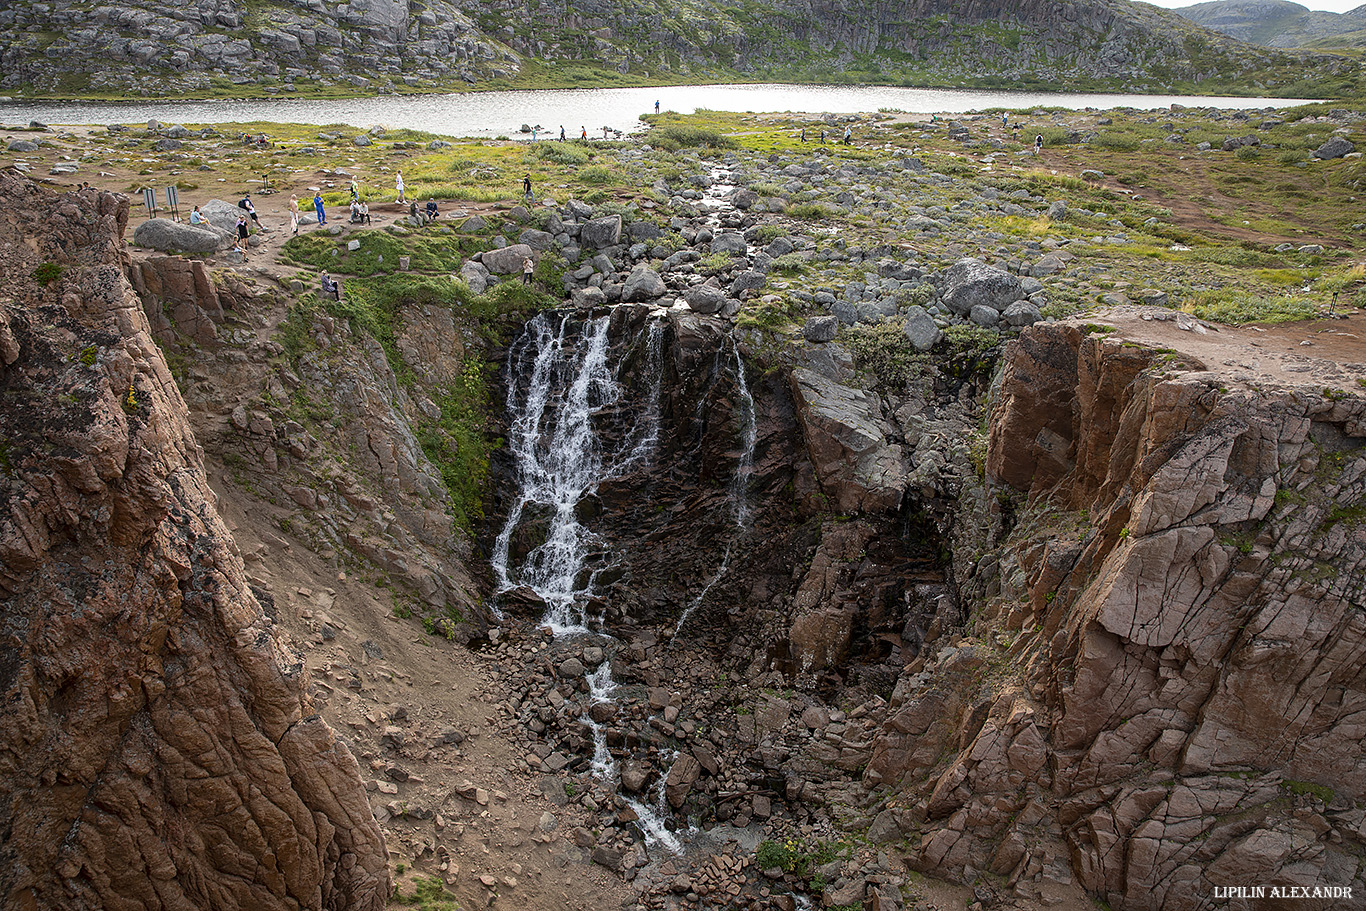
top-left (867, 324), bottom-right (1365, 909)
top-left (0, 174), bottom-right (388, 910)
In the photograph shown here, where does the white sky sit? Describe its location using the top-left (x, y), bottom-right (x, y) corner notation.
top-left (1143, 0), bottom-right (1364, 14)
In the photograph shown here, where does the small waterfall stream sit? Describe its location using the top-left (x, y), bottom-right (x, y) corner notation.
top-left (491, 309), bottom-right (683, 851)
top-left (674, 338), bottom-right (757, 637)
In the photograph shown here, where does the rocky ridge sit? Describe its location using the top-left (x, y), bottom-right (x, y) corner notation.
top-left (0, 173), bottom-right (389, 909)
top-left (0, 0), bottom-right (1349, 96)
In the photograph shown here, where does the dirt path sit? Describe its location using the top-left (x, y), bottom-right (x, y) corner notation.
top-left (1081, 305), bottom-right (1366, 391)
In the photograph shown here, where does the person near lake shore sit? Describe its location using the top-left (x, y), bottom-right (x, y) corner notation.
top-left (843, 125), bottom-right (851, 145)
top-left (654, 100), bottom-right (660, 114)
top-left (320, 270), bottom-right (341, 301)
top-left (189, 205), bottom-right (204, 226)
top-left (580, 126), bottom-right (587, 140)
top-left (313, 191), bottom-right (326, 225)
top-left (395, 171), bottom-right (406, 203)
top-left (559, 125), bottom-right (566, 141)
top-left (523, 256), bottom-right (534, 285)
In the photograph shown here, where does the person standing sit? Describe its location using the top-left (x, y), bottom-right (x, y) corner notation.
top-left (239, 192), bottom-right (261, 227)
top-left (1034, 133), bottom-right (1043, 155)
top-left (842, 125), bottom-right (851, 145)
top-left (313, 191), bottom-right (326, 225)
top-left (289, 194), bottom-right (300, 235)
top-left (523, 174), bottom-right (534, 205)
top-left (800, 128), bottom-right (806, 143)
top-left (235, 216), bottom-right (249, 256)
top-left (559, 125), bottom-right (566, 141)
top-left (580, 126), bottom-right (587, 140)
top-left (522, 256), bottom-right (534, 285)
top-left (820, 129), bottom-right (826, 144)
top-left (349, 179), bottom-right (358, 203)
top-left (654, 99), bottom-right (660, 114)
top-left (395, 171), bottom-right (406, 203)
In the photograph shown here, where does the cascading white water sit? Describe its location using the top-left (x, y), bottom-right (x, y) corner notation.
top-left (492, 311), bottom-right (682, 851)
top-left (673, 337), bottom-right (757, 637)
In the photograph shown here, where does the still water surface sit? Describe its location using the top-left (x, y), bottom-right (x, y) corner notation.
top-left (1, 84), bottom-right (1320, 138)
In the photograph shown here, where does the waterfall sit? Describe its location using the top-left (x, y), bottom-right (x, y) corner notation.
top-left (674, 336), bottom-right (757, 637)
top-left (492, 310), bottom-right (681, 851)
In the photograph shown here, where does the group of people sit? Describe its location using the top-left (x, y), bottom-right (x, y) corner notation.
top-left (797, 125), bottom-right (853, 145)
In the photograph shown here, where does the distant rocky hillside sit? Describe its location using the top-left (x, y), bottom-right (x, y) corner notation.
top-left (1175, 0), bottom-right (1366, 48)
top-left (0, 0), bottom-right (1355, 98)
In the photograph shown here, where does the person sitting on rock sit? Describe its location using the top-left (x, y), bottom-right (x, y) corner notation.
top-left (350, 199), bottom-right (362, 223)
top-left (320, 270), bottom-right (341, 301)
top-left (189, 205), bottom-right (204, 225)
top-left (425, 200), bottom-right (439, 219)
top-left (358, 201), bottom-right (371, 225)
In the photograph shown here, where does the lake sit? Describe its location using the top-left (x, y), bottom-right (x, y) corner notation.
top-left (0, 84), bottom-right (1321, 138)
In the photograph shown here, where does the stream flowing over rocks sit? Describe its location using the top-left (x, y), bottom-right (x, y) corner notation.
top-left (2, 124), bottom-right (1365, 911)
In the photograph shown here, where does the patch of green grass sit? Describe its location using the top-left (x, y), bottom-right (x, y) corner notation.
top-left (1182, 291), bottom-right (1321, 325)
top-left (31, 261), bottom-right (63, 285)
top-left (1282, 779), bottom-right (1335, 803)
top-left (394, 875), bottom-right (461, 910)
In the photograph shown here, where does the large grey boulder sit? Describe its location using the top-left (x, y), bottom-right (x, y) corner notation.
top-left (711, 233), bottom-right (747, 255)
top-left (684, 285), bottom-right (726, 315)
top-left (566, 198), bottom-right (594, 220)
top-left (903, 306), bottom-right (942, 351)
top-left (728, 271), bottom-right (766, 296)
top-left (518, 228), bottom-right (554, 250)
top-left (580, 215), bottom-right (622, 249)
top-left (788, 367), bottom-right (907, 514)
top-left (482, 243), bottom-right (534, 274)
top-left (6, 139), bottom-right (39, 152)
top-left (804, 315), bottom-right (839, 343)
top-left (1313, 136), bottom-right (1355, 160)
top-left (940, 258), bottom-right (1022, 316)
top-left (621, 266), bottom-right (665, 302)
top-left (969, 304), bottom-right (1001, 328)
top-left (132, 218), bottom-right (231, 253)
top-left (200, 199), bottom-right (251, 235)
top-left (1002, 300), bottom-right (1043, 327)
top-left (460, 260), bottom-right (490, 295)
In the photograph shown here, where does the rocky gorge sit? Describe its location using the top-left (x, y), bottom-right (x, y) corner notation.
top-left (2, 104), bottom-right (1365, 911)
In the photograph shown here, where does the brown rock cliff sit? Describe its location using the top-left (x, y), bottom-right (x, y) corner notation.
top-left (871, 322), bottom-right (1365, 910)
top-left (0, 173), bottom-right (388, 910)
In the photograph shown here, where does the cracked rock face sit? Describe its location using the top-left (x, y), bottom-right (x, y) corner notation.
top-left (876, 323), bottom-right (1366, 911)
top-left (0, 173), bottom-right (388, 911)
